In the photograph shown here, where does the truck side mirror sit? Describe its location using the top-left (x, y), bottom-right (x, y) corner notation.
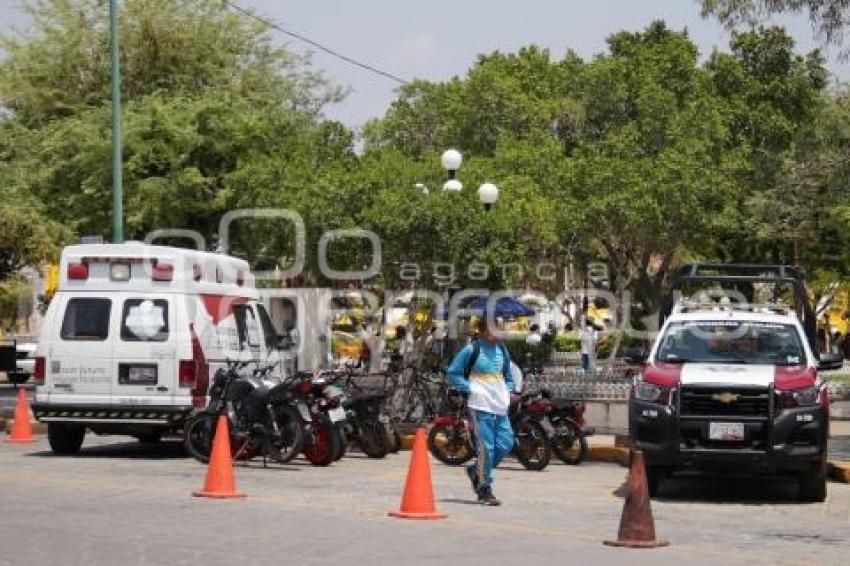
top-left (818, 351), bottom-right (843, 371)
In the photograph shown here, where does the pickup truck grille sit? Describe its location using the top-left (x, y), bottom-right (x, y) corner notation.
top-left (679, 386), bottom-right (770, 418)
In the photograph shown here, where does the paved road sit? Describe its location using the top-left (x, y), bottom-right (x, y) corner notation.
top-left (0, 436), bottom-right (848, 566)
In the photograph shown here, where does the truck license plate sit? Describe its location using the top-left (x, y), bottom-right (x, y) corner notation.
top-left (709, 422), bottom-right (745, 441)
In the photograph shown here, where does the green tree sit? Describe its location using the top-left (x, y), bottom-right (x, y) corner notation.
top-left (0, 0), bottom-right (346, 272)
top-left (702, 1), bottom-right (850, 49)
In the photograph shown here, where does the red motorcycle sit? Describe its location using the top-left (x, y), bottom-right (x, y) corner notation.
top-left (427, 387), bottom-right (553, 471)
top-left (289, 371), bottom-right (344, 466)
top-left (546, 398), bottom-right (591, 465)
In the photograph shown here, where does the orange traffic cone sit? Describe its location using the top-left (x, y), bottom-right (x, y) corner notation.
top-left (5, 388), bottom-right (35, 444)
top-left (192, 415), bottom-right (245, 499)
top-left (604, 450), bottom-right (668, 548)
top-left (388, 427), bottom-right (447, 520)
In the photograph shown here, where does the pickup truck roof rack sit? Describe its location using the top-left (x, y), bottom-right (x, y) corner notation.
top-left (661, 263), bottom-right (817, 354)
top-left (671, 298), bottom-right (793, 317)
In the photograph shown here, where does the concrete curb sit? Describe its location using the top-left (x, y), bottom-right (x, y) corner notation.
top-left (400, 434), bottom-right (415, 451)
top-left (586, 445), bottom-right (631, 466)
top-left (827, 461), bottom-right (850, 483)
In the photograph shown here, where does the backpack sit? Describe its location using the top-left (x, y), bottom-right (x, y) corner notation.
top-left (463, 340), bottom-right (511, 379)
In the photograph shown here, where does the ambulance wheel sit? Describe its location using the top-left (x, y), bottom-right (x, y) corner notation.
top-left (48, 423), bottom-right (85, 455)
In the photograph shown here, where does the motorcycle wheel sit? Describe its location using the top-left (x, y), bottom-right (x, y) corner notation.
top-left (185, 413), bottom-right (255, 463)
top-left (303, 415), bottom-right (340, 467)
top-left (386, 422), bottom-right (401, 453)
top-left (183, 413), bottom-right (219, 464)
top-left (357, 418), bottom-right (390, 459)
top-left (333, 422), bottom-right (347, 461)
top-left (515, 420), bottom-right (551, 471)
top-left (269, 404), bottom-right (305, 464)
top-left (551, 419), bottom-right (588, 465)
top-left (427, 423), bottom-right (474, 466)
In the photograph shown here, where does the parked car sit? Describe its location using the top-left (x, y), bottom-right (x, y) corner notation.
top-left (15, 339), bottom-right (37, 381)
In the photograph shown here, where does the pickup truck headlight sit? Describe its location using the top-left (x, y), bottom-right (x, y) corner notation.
top-left (777, 386), bottom-right (819, 409)
top-left (634, 381), bottom-right (671, 404)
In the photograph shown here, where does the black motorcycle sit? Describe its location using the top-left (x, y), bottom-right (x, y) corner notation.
top-left (327, 370), bottom-right (391, 459)
top-left (184, 361), bottom-right (304, 465)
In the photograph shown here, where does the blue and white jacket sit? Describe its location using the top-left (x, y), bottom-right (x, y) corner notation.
top-left (446, 341), bottom-right (515, 416)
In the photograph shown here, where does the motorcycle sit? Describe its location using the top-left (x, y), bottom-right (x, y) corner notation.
top-left (508, 388), bottom-right (553, 471)
top-left (427, 386), bottom-right (552, 471)
top-left (326, 370), bottom-right (391, 459)
top-left (427, 388), bottom-right (475, 466)
top-left (184, 361), bottom-right (304, 465)
top-left (290, 371), bottom-right (345, 466)
top-left (518, 346), bottom-right (589, 466)
top-left (547, 399), bottom-right (592, 465)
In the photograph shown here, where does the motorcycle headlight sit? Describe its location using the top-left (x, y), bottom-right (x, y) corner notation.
top-left (778, 386), bottom-right (819, 408)
top-left (634, 381), bottom-right (671, 404)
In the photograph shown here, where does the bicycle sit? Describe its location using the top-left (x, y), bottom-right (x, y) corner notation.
top-left (384, 360), bottom-right (450, 427)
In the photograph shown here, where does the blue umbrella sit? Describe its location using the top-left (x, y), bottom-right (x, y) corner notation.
top-left (465, 296), bottom-right (536, 318)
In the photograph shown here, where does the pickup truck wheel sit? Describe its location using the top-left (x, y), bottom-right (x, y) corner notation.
top-left (646, 465), bottom-right (662, 498)
top-left (798, 462), bottom-right (827, 503)
top-left (47, 423), bottom-right (85, 455)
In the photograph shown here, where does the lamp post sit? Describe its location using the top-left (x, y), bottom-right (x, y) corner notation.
top-left (109, 0), bottom-right (123, 243)
top-left (441, 149), bottom-right (463, 192)
top-left (477, 183), bottom-right (500, 289)
top-left (477, 182), bottom-right (499, 211)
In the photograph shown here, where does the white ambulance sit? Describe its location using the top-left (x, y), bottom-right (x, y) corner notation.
top-left (32, 243), bottom-right (284, 454)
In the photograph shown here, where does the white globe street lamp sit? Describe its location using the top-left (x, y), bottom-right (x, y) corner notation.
top-left (478, 182), bottom-right (499, 211)
top-left (442, 179), bottom-right (463, 192)
top-left (441, 149), bottom-right (463, 178)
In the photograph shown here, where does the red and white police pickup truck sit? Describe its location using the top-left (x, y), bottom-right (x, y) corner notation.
top-left (629, 264), bottom-right (842, 501)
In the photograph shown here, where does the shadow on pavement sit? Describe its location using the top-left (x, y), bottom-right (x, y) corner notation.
top-left (25, 440), bottom-right (187, 460)
top-left (648, 474), bottom-right (806, 505)
top-left (439, 498), bottom-right (480, 506)
top-left (25, 441), bottom-right (308, 471)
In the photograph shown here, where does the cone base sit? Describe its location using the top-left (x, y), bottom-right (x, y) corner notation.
top-left (5, 436), bottom-right (36, 443)
top-left (388, 510), bottom-right (447, 520)
top-left (604, 539), bottom-right (669, 548)
top-left (192, 490), bottom-right (246, 499)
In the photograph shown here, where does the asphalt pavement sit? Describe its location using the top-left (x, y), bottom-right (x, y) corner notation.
top-left (0, 435), bottom-right (848, 566)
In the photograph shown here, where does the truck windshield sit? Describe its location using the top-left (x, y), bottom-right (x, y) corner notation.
top-left (656, 320), bottom-right (806, 366)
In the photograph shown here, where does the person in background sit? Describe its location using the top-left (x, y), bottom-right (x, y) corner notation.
top-left (446, 317), bottom-right (515, 506)
top-left (395, 325), bottom-right (415, 363)
top-left (579, 315), bottom-right (599, 378)
top-left (357, 322), bottom-right (372, 371)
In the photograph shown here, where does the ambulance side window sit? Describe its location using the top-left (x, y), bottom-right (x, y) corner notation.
top-left (121, 299), bottom-right (169, 342)
top-left (233, 305), bottom-right (260, 350)
top-left (60, 298), bottom-right (111, 341)
top-left (256, 304), bottom-right (278, 350)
